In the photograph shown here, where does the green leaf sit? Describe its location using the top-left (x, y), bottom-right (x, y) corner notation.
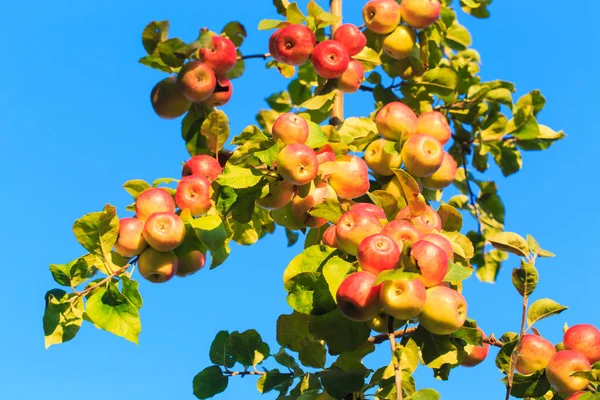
top-left (157, 38), bottom-right (192, 68)
top-left (274, 348), bottom-right (299, 370)
top-left (353, 46), bottom-right (381, 71)
top-left (443, 261), bottom-right (473, 283)
top-left (305, 120), bottom-right (329, 148)
top-left (503, 370), bottom-right (552, 398)
top-left (222, 21), bottom-right (246, 47)
top-left (419, 67), bottom-right (459, 97)
top-left (285, 271), bottom-right (336, 315)
top-left (257, 370), bottom-right (294, 394)
top-left (231, 125), bottom-right (269, 145)
top-left (123, 179), bottom-right (152, 199)
top-left (255, 142), bottom-right (280, 167)
top-left (527, 299), bottom-right (568, 328)
top-left (488, 231), bottom-right (529, 257)
top-left (201, 110), bottom-right (230, 153)
top-left (229, 329), bottom-right (270, 367)
top-left (49, 257), bottom-right (95, 287)
top-left (299, 90), bottom-right (337, 111)
top-left (475, 249), bottom-right (508, 283)
top-left (266, 91), bottom-right (292, 113)
top-left (72, 204), bottom-right (119, 258)
top-left (216, 164), bottom-right (264, 189)
top-left (85, 283), bottom-right (141, 344)
top-left (411, 326), bottom-right (459, 369)
top-left (485, 88), bottom-right (513, 107)
top-left (226, 51), bottom-right (245, 80)
top-left (392, 169), bottom-right (427, 214)
top-left (437, 203), bottom-right (463, 231)
top-left (193, 366), bottom-right (228, 399)
top-left (495, 339), bottom-right (517, 374)
top-left (304, 225), bottom-right (327, 249)
top-left (299, 341), bottom-right (326, 368)
top-left (374, 270), bottom-right (421, 285)
top-left (121, 276), bottom-right (143, 310)
top-left (399, 338), bottom-right (420, 374)
top-left (273, 0), bottom-right (290, 15)
top-left (489, 141), bottom-right (523, 177)
top-left (410, 388), bottom-right (441, 400)
top-left (283, 245), bottom-right (338, 283)
top-left (152, 177), bottom-right (179, 187)
top-left (322, 256), bottom-right (357, 301)
top-left (368, 191), bottom-right (403, 221)
top-left (318, 369), bottom-right (365, 399)
top-left (277, 312), bottom-right (316, 352)
top-left (445, 24), bottom-right (472, 50)
top-left (43, 290), bottom-right (84, 348)
top-left (309, 309), bottom-right (371, 355)
top-left (332, 342), bottom-right (376, 372)
top-left (515, 125), bottom-right (565, 151)
top-left (285, 227), bottom-right (300, 247)
top-left (190, 215), bottom-right (230, 268)
top-left (138, 54), bottom-right (172, 73)
top-left (210, 331), bottom-right (236, 368)
top-left (258, 19), bottom-right (288, 30)
top-left (512, 259), bottom-right (538, 297)
top-left (142, 20), bottom-right (169, 55)
top-left (451, 326), bottom-right (483, 346)
top-left (338, 116), bottom-right (378, 146)
top-left (308, 199), bottom-right (342, 224)
top-left (285, 3), bottom-right (306, 24)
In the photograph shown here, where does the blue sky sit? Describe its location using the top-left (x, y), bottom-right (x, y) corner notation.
top-left (1, 0), bottom-right (598, 399)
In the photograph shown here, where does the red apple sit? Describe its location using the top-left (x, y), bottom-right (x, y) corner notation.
top-left (515, 334), bottom-right (557, 375)
top-left (364, 139), bottom-right (403, 176)
top-left (566, 393), bottom-right (588, 400)
top-left (333, 24), bottom-right (367, 56)
top-left (461, 327), bottom-right (490, 367)
top-left (395, 206), bottom-right (412, 221)
top-left (291, 182), bottom-right (337, 228)
top-left (322, 224), bottom-right (339, 248)
top-left (200, 35), bottom-right (238, 75)
top-left (410, 240), bottom-right (448, 287)
top-left (417, 111), bottom-right (452, 145)
top-left (336, 271), bottom-right (382, 322)
top-left (204, 76), bottom-right (233, 107)
top-left (411, 206), bottom-right (442, 234)
top-left (419, 286), bottom-right (467, 335)
top-left (421, 152), bottom-right (458, 190)
top-left (316, 144), bottom-right (336, 165)
top-left (350, 203), bottom-right (387, 220)
top-left (336, 209), bottom-right (383, 256)
top-left (381, 220), bottom-right (422, 250)
top-left (269, 30), bottom-right (281, 60)
top-left (175, 175), bottom-right (212, 217)
top-left (114, 218), bottom-right (148, 258)
top-left (177, 61), bottom-right (217, 102)
top-left (175, 250), bottom-right (206, 277)
top-left (564, 324), bottom-right (600, 364)
top-left (135, 188), bottom-right (176, 222)
top-left (546, 351), bottom-right (592, 396)
top-left (422, 233), bottom-right (454, 261)
top-left (358, 234), bottom-right (400, 275)
top-left (338, 59), bottom-right (365, 93)
top-left (380, 278), bottom-right (427, 320)
top-left (329, 155), bottom-right (370, 199)
top-left (272, 113), bottom-right (309, 144)
top-left (138, 247), bottom-right (178, 283)
top-left (400, 0), bottom-right (441, 30)
top-left (150, 77), bottom-right (191, 119)
top-left (362, 0), bottom-right (402, 35)
top-left (256, 180), bottom-right (295, 210)
top-left (401, 134), bottom-right (444, 177)
top-left (182, 155), bottom-right (223, 182)
top-left (382, 25), bottom-right (417, 60)
top-left (273, 24), bottom-right (316, 66)
top-left (311, 40), bottom-right (350, 79)
top-left (375, 101), bottom-right (418, 140)
top-left (276, 144), bottom-right (319, 186)
top-left (142, 212), bottom-right (186, 252)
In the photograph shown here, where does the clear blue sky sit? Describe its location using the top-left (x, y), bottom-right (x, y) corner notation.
top-left (1, 1), bottom-right (598, 399)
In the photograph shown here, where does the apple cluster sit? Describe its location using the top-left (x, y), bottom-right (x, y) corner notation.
top-left (150, 35), bottom-right (237, 119)
top-left (113, 155), bottom-right (223, 283)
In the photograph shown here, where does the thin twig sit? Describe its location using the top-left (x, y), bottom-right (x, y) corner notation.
top-left (238, 53), bottom-right (270, 60)
top-left (388, 317), bottom-right (403, 400)
top-left (71, 264), bottom-right (132, 297)
top-left (368, 327), bottom-right (505, 348)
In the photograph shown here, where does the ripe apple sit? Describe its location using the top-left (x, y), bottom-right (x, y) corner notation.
top-left (114, 218), bottom-right (148, 258)
top-left (421, 152), bottom-right (458, 190)
top-left (204, 76), bottom-right (233, 107)
top-left (329, 155), bottom-right (370, 199)
top-left (175, 250), bottom-right (206, 277)
top-left (135, 188), bottom-right (176, 222)
top-left (256, 180), bottom-right (295, 211)
top-left (311, 40), bottom-right (350, 79)
top-left (322, 224), bottom-right (338, 248)
top-left (175, 175), bottom-right (212, 217)
top-left (272, 113), bottom-right (309, 144)
top-left (273, 24), bottom-right (316, 66)
top-left (411, 206), bottom-right (442, 234)
top-left (269, 30), bottom-right (281, 59)
top-left (350, 203), bottom-right (387, 220)
top-left (177, 61), bottom-right (217, 102)
top-left (419, 286), bottom-right (467, 335)
top-left (336, 271), bottom-right (382, 322)
top-left (333, 24), bottom-right (367, 56)
top-left (291, 182), bottom-right (337, 228)
top-left (276, 144), bottom-right (319, 186)
top-left (200, 35), bottom-right (238, 75)
top-left (383, 176), bottom-right (403, 199)
top-left (382, 25), bottom-right (417, 60)
top-left (566, 393), bottom-right (588, 400)
top-left (142, 212), bottom-right (186, 252)
top-left (367, 311), bottom-right (405, 333)
top-left (138, 247), bottom-right (178, 283)
top-left (364, 139), bottom-right (402, 176)
top-left (362, 0), bottom-right (402, 35)
top-left (375, 101), bottom-right (418, 140)
top-left (395, 206), bottom-right (412, 221)
top-left (461, 327), bottom-right (490, 367)
top-left (546, 351), bottom-right (592, 396)
top-left (150, 77), bottom-right (191, 119)
top-left (401, 134), bottom-right (444, 177)
top-left (410, 240), bottom-right (448, 287)
top-left (422, 233), bottom-right (454, 261)
top-left (358, 234), bottom-right (400, 275)
top-left (380, 278), bottom-right (427, 320)
top-left (316, 144), bottom-right (336, 164)
top-left (338, 59), bottom-right (365, 93)
top-left (182, 155), bottom-right (223, 182)
top-left (515, 334), bottom-right (557, 375)
top-left (336, 209), bottom-right (383, 256)
top-left (416, 111), bottom-right (452, 145)
top-left (381, 220), bottom-right (422, 250)
top-left (400, 0), bottom-right (441, 30)
top-left (564, 324), bottom-right (600, 364)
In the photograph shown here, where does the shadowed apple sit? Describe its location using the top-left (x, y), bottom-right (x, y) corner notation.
top-left (175, 175), bottom-right (212, 217)
top-left (383, 25), bottom-right (417, 60)
top-left (336, 209), bottom-right (383, 256)
top-left (150, 77), bottom-right (191, 119)
top-left (338, 59), bottom-right (365, 93)
top-left (114, 218), bottom-right (148, 258)
top-left (380, 278), bottom-right (427, 320)
top-left (546, 350), bottom-right (591, 396)
top-left (272, 113), bottom-right (309, 144)
top-left (362, 0), bottom-right (401, 34)
top-left (182, 155), bottom-right (223, 182)
top-left (401, 134), bottom-right (444, 177)
top-left (142, 212), bottom-right (186, 252)
top-left (566, 392), bottom-right (588, 400)
top-left (375, 101), bottom-right (418, 140)
top-left (461, 327), bottom-right (490, 367)
top-left (400, 0), bottom-right (441, 29)
top-left (419, 286), bottom-right (467, 335)
top-left (135, 188), bottom-right (176, 222)
top-left (311, 40), bottom-right (350, 79)
top-left (329, 155), bottom-right (370, 199)
top-left (366, 311), bottom-right (405, 333)
top-left (272, 24), bottom-right (316, 66)
top-left (200, 36), bottom-right (238, 75)
top-left (333, 24), bottom-right (367, 56)
top-left (358, 234), bottom-right (400, 275)
top-left (276, 144), bottom-right (319, 186)
top-left (316, 144), bottom-right (336, 165)
top-left (417, 111), bottom-right (452, 145)
top-left (175, 250), bottom-right (206, 277)
top-left (256, 180), bottom-right (295, 211)
top-left (515, 334), bottom-right (556, 375)
top-left (177, 61), bottom-right (217, 102)
top-left (422, 233), bottom-right (454, 261)
top-left (336, 271), bottom-right (382, 322)
top-left (411, 206), bottom-right (442, 234)
top-left (322, 224), bottom-right (338, 248)
top-left (410, 240), bottom-right (448, 287)
top-left (421, 152), bottom-right (458, 190)
top-left (291, 182), bottom-right (337, 228)
top-left (364, 139), bottom-right (402, 176)
top-left (564, 324), bottom-right (600, 364)
top-left (138, 247), bottom-right (178, 283)
top-left (204, 76), bottom-right (233, 107)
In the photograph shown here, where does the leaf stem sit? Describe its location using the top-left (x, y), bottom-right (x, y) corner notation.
top-left (388, 316), bottom-right (403, 400)
top-left (71, 263), bottom-right (133, 298)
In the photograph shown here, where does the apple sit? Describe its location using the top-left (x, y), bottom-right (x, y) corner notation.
top-left (419, 286), bottom-right (467, 335)
top-left (333, 24), bottom-right (367, 56)
top-left (175, 175), bottom-right (212, 217)
top-left (401, 134), bottom-right (444, 177)
top-left (382, 25), bottom-right (417, 60)
top-left (400, 0), bottom-right (441, 30)
top-left (364, 139), bottom-right (402, 176)
top-left (322, 224), bottom-right (338, 248)
top-left (395, 206), bottom-right (412, 221)
top-left (350, 203), bottom-right (387, 220)
top-left (358, 234), bottom-right (400, 275)
top-left (276, 144), bottom-right (319, 186)
top-left (410, 240), bottom-right (448, 287)
top-left (338, 59), bottom-right (365, 93)
top-left (380, 278), bottom-right (427, 320)
top-left (256, 180), bottom-right (295, 210)
top-left (381, 220), bottom-right (422, 250)
top-left (200, 35), bottom-right (238, 75)
top-left (362, 0), bottom-right (402, 35)
top-left (150, 77), bottom-right (191, 119)
top-left (204, 76), bottom-right (233, 107)
top-left (138, 247), bottom-right (178, 283)
top-left (367, 311), bottom-right (405, 333)
top-left (336, 271), bottom-right (382, 322)
top-left (411, 206), bottom-right (442, 234)
top-left (135, 188), bottom-right (176, 222)
top-left (114, 218), bottom-right (148, 258)
top-left (416, 111), bottom-right (452, 145)
top-left (375, 101), bottom-right (418, 140)
top-left (316, 144), bottom-right (336, 164)
top-left (269, 30), bottom-right (281, 60)
top-left (329, 155), bottom-right (370, 199)
top-left (336, 209), bottom-right (383, 256)
top-left (546, 351), bottom-right (592, 396)
top-left (142, 212), bottom-right (186, 252)
top-left (421, 152), bottom-right (458, 190)
top-left (515, 334), bottom-right (557, 375)
top-left (272, 113), bottom-right (309, 144)
top-left (273, 24), bottom-right (316, 66)
top-left (461, 327), bottom-right (490, 367)
top-left (182, 155), bottom-right (223, 182)
top-left (311, 40), bottom-right (350, 79)
top-left (177, 61), bottom-right (217, 102)
top-left (566, 393), bottom-right (588, 400)
top-left (383, 176), bottom-right (403, 199)
top-left (291, 182), bottom-right (337, 228)
top-left (175, 250), bottom-right (206, 277)
top-left (564, 324), bottom-right (600, 364)
top-left (422, 233), bottom-right (454, 261)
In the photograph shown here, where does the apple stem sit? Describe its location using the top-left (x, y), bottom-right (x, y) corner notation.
top-left (329, 0), bottom-right (344, 127)
top-left (388, 316), bottom-right (403, 400)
